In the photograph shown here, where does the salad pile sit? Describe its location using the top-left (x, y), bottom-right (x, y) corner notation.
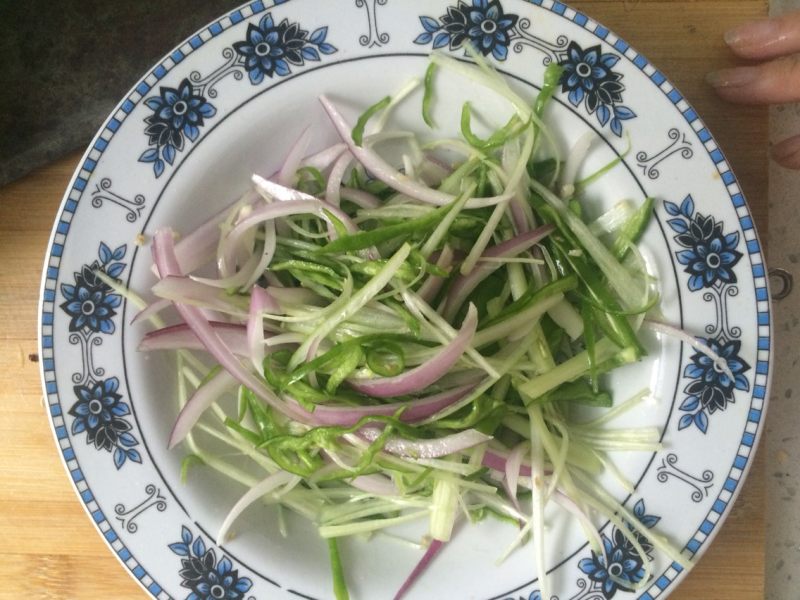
top-left (115, 51), bottom-right (721, 599)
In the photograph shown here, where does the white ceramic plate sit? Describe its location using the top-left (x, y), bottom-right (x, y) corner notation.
top-left (39, 1), bottom-right (772, 599)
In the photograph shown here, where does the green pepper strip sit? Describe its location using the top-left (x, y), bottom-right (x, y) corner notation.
top-left (422, 62), bottom-right (437, 129)
top-left (611, 196), bottom-right (655, 260)
top-left (460, 102), bottom-right (525, 151)
top-left (530, 195), bottom-right (645, 355)
top-left (545, 379), bottom-right (612, 407)
top-left (352, 95), bottom-right (392, 146)
top-left (479, 274), bottom-right (578, 330)
top-left (259, 413), bottom-right (418, 477)
top-left (580, 301), bottom-right (599, 391)
top-left (316, 199), bottom-right (459, 254)
top-left (550, 234), bottom-right (645, 355)
top-left (284, 333), bottom-right (429, 387)
top-left (534, 64), bottom-right (564, 118)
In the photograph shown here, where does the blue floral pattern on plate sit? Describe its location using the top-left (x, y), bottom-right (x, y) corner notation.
top-left (414, 0), bottom-right (636, 136)
top-left (665, 196), bottom-right (751, 433)
top-left (507, 501), bottom-right (661, 600)
top-left (138, 11), bottom-right (336, 179)
top-left (169, 526), bottom-right (254, 600)
top-left (415, 0), bottom-right (519, 60)
top-left (139, 79), bottom-right (217, 178)
top-left (234, 13), bottom-right (336, 84)
top-left (577, 500), bottom-right (660, 598)
top-left (60, 243), bottom-right (142, 468)
top-left (557, 41), bottom-right (635, 137)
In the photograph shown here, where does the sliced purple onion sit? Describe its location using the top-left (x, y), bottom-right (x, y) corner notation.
top-left (417, 245), bottom-right (453, 303)
top-left (504, 441), bottom-right (527, 514)
top-left (348, 304), bottom-right (478, 398)
top-left (217, 470), bottom-right (298, 544)
top-left (152, 275), bottom-right (247, 316)
top-left (283, 383), bottom-right (476, 427)
top-left (325, 151), bottom-right (353, 207)
top-left (152, 229), bottom-right (293, 418)
top-left (247, 286), bottom-right (278, 371)
top-left (319, 95), bottom-right (513, 209)
top-left (169, 368), bottom-right (237, 449)
top-left (509, 198), bottom-right (532, 234)
top-left (442, 226), bottom-right (554, 321)
top-left (149, 191), bottom-right (258, 277)
top-left (252, 174), bottom-right (319, 203)
top-left (301, 142), bottom-right (348, 172)
top-left (360, 427), bottom-right (491, 459)
top-left (190, 248), bottom-right (263, 290)
top-left (340, 187), bottom-right (381, 209)
top-left (393, 539), bottom-right (445, 600)
top-left (131, 297), bottom-right (171, 325)
top-left (242, 219), bottom-right (277, 291)
top-left (140, 322), bottom-right (252, 356)
top-left (482, 448), bottom-right (532, 477)
top-left (278, 126), bottom-right (313, 188)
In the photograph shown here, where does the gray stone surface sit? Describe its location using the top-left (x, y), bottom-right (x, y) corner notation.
top-left (767, 2), bottom-right (800, 597)
top-left (0, 0), bottom-right (239, 186)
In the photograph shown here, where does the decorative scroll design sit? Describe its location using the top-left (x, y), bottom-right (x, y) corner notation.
top-left (91, 178), bottom-right (146, 223)
top-left (114, 484), bottom-right (168, 533)
top-left (656, 453), bottom-right (714, 503)
top-left (636, 128), bottom-right (693, 180)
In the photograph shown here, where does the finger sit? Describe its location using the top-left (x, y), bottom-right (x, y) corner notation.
top-left (707, 56), bottom-right (800, 104)
top-left (772, 134), bottom-right (800, 170)
top-left (725, 11), bottom-right (800, 60)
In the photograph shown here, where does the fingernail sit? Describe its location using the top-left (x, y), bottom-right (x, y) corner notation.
top-left (724, 19), bottom-right (780, 47)
top-left (706, 67), bottom-right (760, 88)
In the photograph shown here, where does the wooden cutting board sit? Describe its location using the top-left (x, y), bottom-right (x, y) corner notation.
top-left (0, 1), bottom-right (767, 598)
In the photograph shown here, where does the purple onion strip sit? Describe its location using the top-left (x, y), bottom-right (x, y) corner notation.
top-left (169, 368), bottom-right (238, 449)
top-left (152, 229), bottom-right (294, 423)
top-left (278, 126), bottom-right (313, 187)
top-left (140, 322), bottom-right (251, 356)
top-left (283, 383), bottom-right (476, 427)
top-left (348, 304), bottom-right (478, 398)
top-left (442, 226), bottom-right (554, 321)
top-left (393, 539), bottom-right (445, 600)
top-left (319, 95), bottom-right (513, 209)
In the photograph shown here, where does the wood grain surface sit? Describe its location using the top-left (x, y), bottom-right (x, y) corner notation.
top-left (0, 1), bottom-right (768, 598)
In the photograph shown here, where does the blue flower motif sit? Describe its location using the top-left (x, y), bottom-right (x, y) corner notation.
top-left (571, 499), bottom-right (659, 599)
top-left (683, 337), bottom-right (751, 415)
top-left (60, 263), bottom-right (122, 334)
top-left (579, 534), bottom-right (646, 598)
top-left (60, 242), bottom-right (126, 334)
top-left (139, 79), bottom-right (216, 177)
top-left (170, 527), bottom-right (253, 600)
top-left (415, 0), bottom-right (519, 61)
top-left (69, 377), bottom-right (136, 453)
top-left (233, 13), bottom-right (337, 85)
top-left (673, 212), bottom-right (742, 291)
top-left (557, 41), bottom-right (634, 136)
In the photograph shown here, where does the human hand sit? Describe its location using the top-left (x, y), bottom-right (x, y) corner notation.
top-left (707, 11), bottom-right (800, 168)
